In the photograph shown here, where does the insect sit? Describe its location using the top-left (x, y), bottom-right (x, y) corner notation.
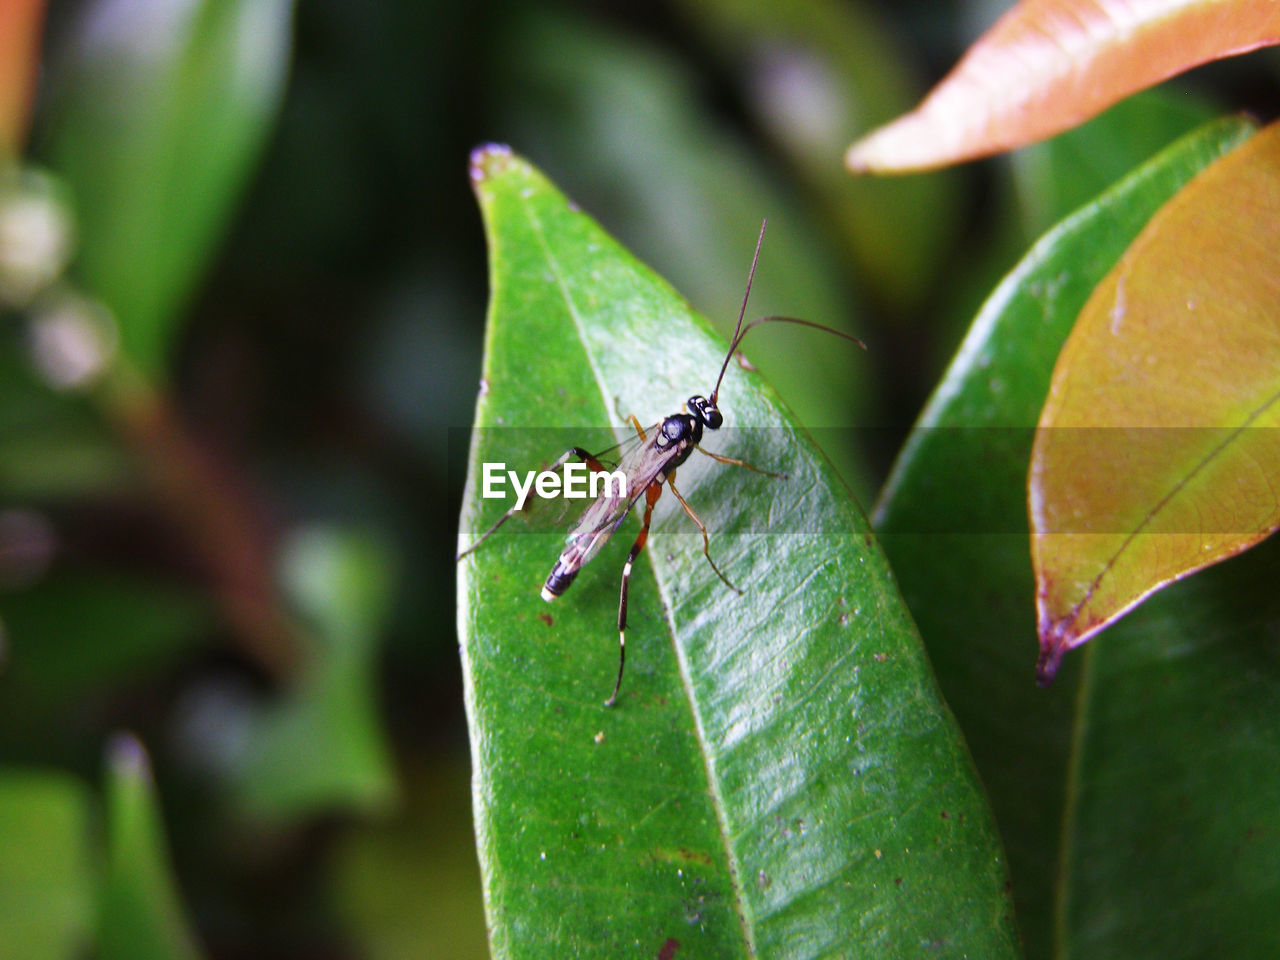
top-left (458, 220), bottom-right (863, 706)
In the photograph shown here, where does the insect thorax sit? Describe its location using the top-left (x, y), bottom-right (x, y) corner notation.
top-left (657, 413), bottom-right (701, 469)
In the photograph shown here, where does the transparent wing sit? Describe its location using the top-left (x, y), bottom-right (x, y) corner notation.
top-left (589, 420), bottom-right (657, 470)
top-left (557, 429), bottom-right (674, 571)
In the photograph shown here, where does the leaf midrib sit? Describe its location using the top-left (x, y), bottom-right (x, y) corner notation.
top-left (1054, 380), bottom-right (1280, 641)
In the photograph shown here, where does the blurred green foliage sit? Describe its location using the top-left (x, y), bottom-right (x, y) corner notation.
top-left (0, 0), bottom-right (1271, 957)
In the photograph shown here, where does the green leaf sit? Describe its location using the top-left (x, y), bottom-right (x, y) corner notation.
top-left (1057, 537), bottom-right (1280, 960)
top-left (235, 526), bottom-right (397, 820)
top-left (457, 147), bottom-right (1018, 957)
top-left (99, 734), bottom-right (204, 960)
top-left (0, 770), bottom-right (95, 960)
top-left (872, 115), bottom-right (1258, 960)
top-left (41, 0), bottom-right (294, 379)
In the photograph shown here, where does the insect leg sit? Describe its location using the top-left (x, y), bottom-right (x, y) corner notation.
top-left (456, 446), bottom-right (603, 561)
top-left (608, 480), bottom-right (661, 707)
top-left (625, 414), bottom-right (648, 441)
top-left (666, 472), bottom-right (743, 595)
top-left (695, 444), bottom-right (787, 479)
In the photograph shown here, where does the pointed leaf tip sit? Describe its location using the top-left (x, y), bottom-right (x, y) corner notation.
top-left (846, 0), bottom-right (1280, 173)
top-left (106, 731), bottom-right (151, 781)
top-left (1035, 625), bottom-right (1068, 686)
top-left (1031, 121), bottom-right (1280, 673)
top-left (469, 143), bottom-right (516, 185)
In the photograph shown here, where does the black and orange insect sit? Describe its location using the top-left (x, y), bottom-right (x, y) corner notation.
top-left (458, 221), bottom-right (862, 705)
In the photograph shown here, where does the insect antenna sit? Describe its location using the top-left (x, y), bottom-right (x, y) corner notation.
top-left (710, 220), bottom-right (867, 405)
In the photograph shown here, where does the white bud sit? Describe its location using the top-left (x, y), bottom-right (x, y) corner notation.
top-left (0, 169), bottom-right (75, 308)
top-left (27, 290), bottom-right (118, 390)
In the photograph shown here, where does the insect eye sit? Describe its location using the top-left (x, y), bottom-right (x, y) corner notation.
top-left (705, 408), bottom-right (723, 429)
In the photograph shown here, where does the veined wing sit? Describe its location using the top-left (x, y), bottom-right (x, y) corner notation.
top-left (556, 428), bottom-right (675, 572)
top-left (587, 420), bottom-right (657, 471)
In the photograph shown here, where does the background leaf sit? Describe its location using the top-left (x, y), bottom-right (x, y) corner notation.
top-left (458, 147), bottom-right (1018, 957)
top-left (671, 0), bottom-right (962, 310)
top-left (40, 0), bottom-right (294, 378)
top-left (328, 759), bottom-right (489, 960)
top-left (1031, 120), bottom-right (1280, 679)
top-left (846, 0), bottom-right (1280, 172)
top-left (1057, 536), bottom-right (1280, 960)
top-left (873, 116), bottom-right (1265, 959)
top-left (235, 526), bottom-right (397, 820)
top-left (0, 572), bottom-right (210, 755)
top-left (0, 769), bottom-right (95, 960)
top-left (99, 734), bottom-right (204, 960)
top-left (0, 0), bottom-right (45, 156)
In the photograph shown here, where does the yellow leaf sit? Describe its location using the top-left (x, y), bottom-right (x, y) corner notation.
top-left (1030, 122), bottom-right (1280, 681)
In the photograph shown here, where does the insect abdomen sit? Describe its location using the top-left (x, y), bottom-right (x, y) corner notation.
top-left (541, 561), bottom-right (578, 602)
